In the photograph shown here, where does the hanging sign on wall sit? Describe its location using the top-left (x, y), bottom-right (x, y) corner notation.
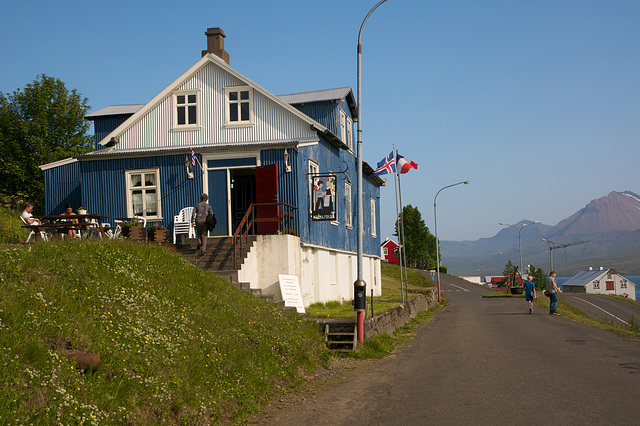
top-left (311, 174), bottom-right (337, 221)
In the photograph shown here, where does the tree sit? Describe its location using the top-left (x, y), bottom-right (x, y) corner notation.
top-left (526, 264), bottom-right (547, 291)
top-left (0, 74), bottom-right (93, 205)
top-left (395, 204), bottom-right (437, 269)
top-left (502, 260), bottom-right (515, 278)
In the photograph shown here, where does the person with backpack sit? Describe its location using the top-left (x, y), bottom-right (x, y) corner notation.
top-left (191, 193), bottom-right (214, 255)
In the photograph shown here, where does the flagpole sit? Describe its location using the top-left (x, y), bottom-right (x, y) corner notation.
top-left (191, 149), bottom-right (204, 176)
top-left (396, 156), bottom-right (409, 303)
top-left (391, 146), bottom-right (405, 304)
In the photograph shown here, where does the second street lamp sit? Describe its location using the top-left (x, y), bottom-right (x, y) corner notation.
top-left (434, 180), bottom-right (470, 302)
top-left (499, 221), bottom-right (539, 277)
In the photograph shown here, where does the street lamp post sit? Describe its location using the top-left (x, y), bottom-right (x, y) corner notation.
top-left (499, 221), bottom-right (540, 276)
top-left (355, 0), bottom-right (388, 345)
top-left (499, 251), bottom-right (511, 263)
top-left (434, 181), bottom-right (470, 302)
top-left (498, 251), bottom-right (513, 276)
top-left (541, 238), bottom-right (555, 272)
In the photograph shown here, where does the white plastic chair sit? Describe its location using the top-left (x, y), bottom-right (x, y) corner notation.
top-left (173, 207), bottom-right (195, 244)
top-left (20, 216), bottom-right (48, 243)
top-left (85, 218), bottom-right (109, 239)
top-left (133, 216), bottom-right (147, 227)
top-left (105, 222), bottom-right (122, 239)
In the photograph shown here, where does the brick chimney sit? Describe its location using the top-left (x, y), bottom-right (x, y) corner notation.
top-left (202, 27), bottom-right (230, 64)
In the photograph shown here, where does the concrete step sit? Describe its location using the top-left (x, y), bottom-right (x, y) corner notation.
top-left (176, 236), bottom-right (255, 271)
top-left (175, 235), bottom-right (286, 308)
top-left (323, 320), bottom-right (357, 351)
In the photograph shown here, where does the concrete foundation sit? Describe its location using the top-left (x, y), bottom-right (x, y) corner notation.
top-left (237, 234), bottom-right (381, 306)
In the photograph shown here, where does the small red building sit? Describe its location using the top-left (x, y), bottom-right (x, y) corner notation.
top-left (490, 276), bottom-right (523, 286)
top-left (381, 238), bottom-right (400, 265)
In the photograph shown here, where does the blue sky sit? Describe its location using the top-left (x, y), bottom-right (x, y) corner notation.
top-left (2, 0), bottom-right (638, 241)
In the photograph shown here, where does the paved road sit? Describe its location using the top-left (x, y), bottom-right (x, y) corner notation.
top-left (263, 275), bottom-right (640, 425)
top-left (559, 293), bottom-right (640, 327)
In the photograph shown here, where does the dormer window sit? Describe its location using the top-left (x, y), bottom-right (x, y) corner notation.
top-left (346, 116), bottom-right (353, 150)
top-left (173, 90), bottom-right (200, 129)
top-left (339, 110), bottom-right (353, 150)
top-left (225, 86), bottom-right (253, 126)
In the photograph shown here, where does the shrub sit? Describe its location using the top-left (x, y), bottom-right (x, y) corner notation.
top-left (0, 205), bottom-right (28, 244)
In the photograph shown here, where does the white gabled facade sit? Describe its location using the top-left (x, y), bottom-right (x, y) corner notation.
top-left (89, 54), bottom-right (327, 155)
top-left (563, 268), bottom-right (637, 300)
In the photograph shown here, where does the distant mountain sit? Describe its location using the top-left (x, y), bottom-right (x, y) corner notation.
top-left (442, 191), bottom-right (640, 276)
top-left (548, 191), bottom-right (640, 237)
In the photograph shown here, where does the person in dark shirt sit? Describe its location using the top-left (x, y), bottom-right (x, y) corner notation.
top-left (191, 193), bottom-right (213, 254)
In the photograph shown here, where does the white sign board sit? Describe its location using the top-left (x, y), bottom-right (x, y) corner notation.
top-left (278, 274), bottom-right (305, 314)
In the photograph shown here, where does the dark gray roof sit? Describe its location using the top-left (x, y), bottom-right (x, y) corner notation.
top-left (563, 270), bottom-right (607, 287)
top-left (278, 87), bottom-right (352, 105)
top-left (85, 104), bottom-right (144, 119)
top-left (77, 139), bottom-right (308, 158)
top-left (563, 269), bottom-right (637, 287)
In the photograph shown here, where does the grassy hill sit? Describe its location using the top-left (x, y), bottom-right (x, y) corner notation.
top-left (0, 209), bottom-right (328, 423)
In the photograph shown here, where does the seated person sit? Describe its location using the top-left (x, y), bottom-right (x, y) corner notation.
top-left (59, 204), bottom-right (79, 237)
top-left (21, 202), bottom-right (40, 226)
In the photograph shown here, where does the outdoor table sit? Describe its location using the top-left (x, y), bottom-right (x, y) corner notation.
top-left (25, 214), bottom-right (112, 239)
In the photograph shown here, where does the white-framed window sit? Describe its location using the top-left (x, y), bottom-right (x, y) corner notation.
top-left (225, 86), bottom-right (253, 126)
top-left (345, 182), bottom-right (352, 228)
top-left (370, 198), bottom-right (377, 237)
top-left (126, 169), bottom-right (161, 219)
top-left (346, 116), bottom-right (353, 151)
top-left (593, 280), bottom-right (600, 289)
top-left (383, 247), bottom-right (388, 256)
top-left (621, 280), bottom-right (627, 289)
top-left (173, 90), bottom-right (200, 129)
top-left (339, 110), bottom-right (346, 143)
top-left (308, 160), bottom-right (319, 213)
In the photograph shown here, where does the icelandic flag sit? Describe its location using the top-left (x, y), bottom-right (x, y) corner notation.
top-left (371, 151), bottom-right (396, 176)
top-left (190, 149), bottom-right (196, 166)
top-left (396, 154), bottom-right (418, 174)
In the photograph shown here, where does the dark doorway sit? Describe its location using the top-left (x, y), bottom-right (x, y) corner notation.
top-left (255, 164), bottom-right (279, 234)
top-left (230, 168), bottom-right (256, 233)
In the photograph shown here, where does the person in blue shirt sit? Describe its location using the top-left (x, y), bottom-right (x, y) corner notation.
top-left (524, 275), bottom-right (537, 314)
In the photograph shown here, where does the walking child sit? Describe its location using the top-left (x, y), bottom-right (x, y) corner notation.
top-left (524, 275), bottom-right (537, 314)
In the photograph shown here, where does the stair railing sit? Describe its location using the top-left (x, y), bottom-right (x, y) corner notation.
top-left (232, 204), bottom-right (255, 269)
top-left (231, 202), bottom-right (298, 269)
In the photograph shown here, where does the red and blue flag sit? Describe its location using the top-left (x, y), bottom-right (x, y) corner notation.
top-left (371, 151), bottom-right (396, 176)
top-left (396, 154), bottom-right (418, 174)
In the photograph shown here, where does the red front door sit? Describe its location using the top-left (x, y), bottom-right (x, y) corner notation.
top-left (255, 164), bottom-right (279, 234)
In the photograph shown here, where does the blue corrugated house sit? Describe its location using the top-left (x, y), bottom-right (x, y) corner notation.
top-left (40, 27), bottom-right (383, 305)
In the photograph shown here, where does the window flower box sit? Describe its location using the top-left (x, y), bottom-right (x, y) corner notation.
top-left (148, 225), bottom-right (169, 243)
top-left (121, 218), bottom-right (146, 240)
top-left (122, 226), bottom-right (146, 241)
